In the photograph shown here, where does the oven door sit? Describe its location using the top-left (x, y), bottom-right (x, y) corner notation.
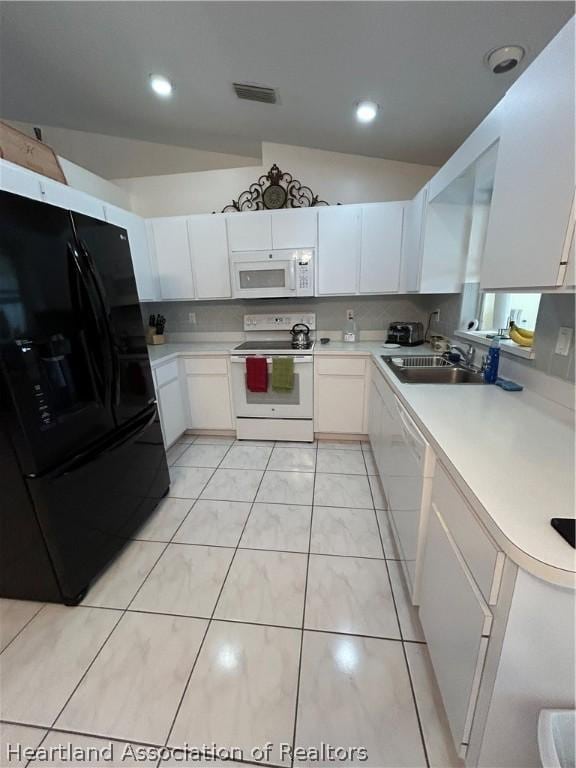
top-left (230, 355), bottom-right (313, 418)
top-left (231, 258), bottom-right (296, 299)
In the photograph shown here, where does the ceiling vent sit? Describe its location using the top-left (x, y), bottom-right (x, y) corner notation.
top-left (233, 82), bottom-right (278, 104)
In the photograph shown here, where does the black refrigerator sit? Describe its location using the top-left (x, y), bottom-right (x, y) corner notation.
top-left (0, 191), bottom-right (169, 605)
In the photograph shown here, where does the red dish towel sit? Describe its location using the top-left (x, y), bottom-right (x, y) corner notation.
top-left (246, 356), bottom-right (268, 392)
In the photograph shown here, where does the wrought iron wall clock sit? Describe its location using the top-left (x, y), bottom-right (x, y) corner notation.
top-left (222, 164), bottom-right (330, 212)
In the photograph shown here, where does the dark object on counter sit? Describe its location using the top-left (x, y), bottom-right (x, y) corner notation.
top-left (320, 338), bottom-right (330, 344)
top-left (495, 377), bottom-right (523, 391)
top-left (551, 518), bottom-right (575, 548)
top-left (0, 191), bottom-right (169, 605)
top-left (155, 314), bottom-right (166, 335)
top-left (387, 321), bottom-right (425, 347)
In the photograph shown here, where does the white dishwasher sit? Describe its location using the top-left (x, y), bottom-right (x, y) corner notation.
top-left (385, 397), bottom-right (436, 603)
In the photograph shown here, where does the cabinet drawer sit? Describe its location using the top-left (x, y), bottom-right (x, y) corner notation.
top-left (183, 357), bottom-right (228, 375)
top-left (433, 463), bottom-right (504, 605)
top-left (315, 356), bottom-right (367, 376)
top-left (155, 360), bottom-right (179, 388)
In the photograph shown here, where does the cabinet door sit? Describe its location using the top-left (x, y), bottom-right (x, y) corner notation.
top-left (480, 19), bottom-right (575, 289)
top-left (419, 504), bottom-right (492, 752)
top-left (400, 186), bottom-right (427, 292)
top-left (226, 212), bottom-right (272, 251)
top-left (271, 209), bottom-right (317, 248)
top-left (157, 378), bottom-right (187, 447)
top-left (40, 179), bottom-right (106, 220)
top-left (317, 206), bottom-right (361, 295)
top-left (0, 160), bottom-right (43, 200)
top-left (359, 203), bottom-right (404, 293)
top-left (315, 376), bottom-right (365, 433)
top-left (105, 206), bottom-right (158, 301)
top-left (150, 217), bottom-right (195, 300)
top-left (188, 215), bottom-right (231, 299)
top-left (187, 375), bottom-right (233, 430)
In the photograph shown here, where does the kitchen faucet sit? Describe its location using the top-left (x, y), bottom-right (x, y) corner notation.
top-left (447, 344), bottom-right (476, 367)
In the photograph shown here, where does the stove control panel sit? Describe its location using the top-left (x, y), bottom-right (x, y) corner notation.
top-left (243, 313), bottom-right (316, 331)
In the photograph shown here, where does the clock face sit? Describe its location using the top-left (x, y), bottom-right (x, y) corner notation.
top-left (262, 184), bottom-right (287, 209)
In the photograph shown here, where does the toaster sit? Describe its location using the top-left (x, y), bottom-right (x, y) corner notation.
top-left (387, 321), bottom-right (425, 347)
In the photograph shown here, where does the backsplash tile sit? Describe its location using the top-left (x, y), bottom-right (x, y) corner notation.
top-left (143, 296), bottom-right (439, 336)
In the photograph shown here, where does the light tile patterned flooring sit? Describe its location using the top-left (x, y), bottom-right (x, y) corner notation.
top-left (0, 436), bottom-right (461, 768)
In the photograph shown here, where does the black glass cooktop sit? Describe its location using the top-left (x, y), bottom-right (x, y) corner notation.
top-left (234, 341), bottom-right (313, 351)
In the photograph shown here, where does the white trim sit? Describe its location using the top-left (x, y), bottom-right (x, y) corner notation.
top-left (454, 330), bottom-right (535, 360)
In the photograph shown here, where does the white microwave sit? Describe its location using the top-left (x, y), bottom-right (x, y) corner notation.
top-left (230, 249), bottom-right (314, 299)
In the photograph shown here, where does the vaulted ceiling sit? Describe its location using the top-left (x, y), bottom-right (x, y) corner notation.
top-left (1, 2), bottom-right (573, 166)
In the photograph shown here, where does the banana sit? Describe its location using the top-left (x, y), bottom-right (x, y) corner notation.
top-left (511, 324), bottom-right (535, 339)
top-left (509, 327), bottom-right (534, 347)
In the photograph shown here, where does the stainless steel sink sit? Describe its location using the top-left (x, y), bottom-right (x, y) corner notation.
top-left (382, 355), bottom-right (485, 384)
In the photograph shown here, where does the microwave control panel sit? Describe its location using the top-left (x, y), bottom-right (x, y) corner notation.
top-left (296, 261), bottom-right (313, 294)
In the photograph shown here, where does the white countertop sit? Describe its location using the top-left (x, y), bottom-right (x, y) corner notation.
top-left (147, 341), bottom-right (575, 586)
top-left (370, 353), bottom-right (575, 589)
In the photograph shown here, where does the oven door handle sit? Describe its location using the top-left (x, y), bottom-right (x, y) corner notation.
top-left (230, 356), bottom-right (313, 364)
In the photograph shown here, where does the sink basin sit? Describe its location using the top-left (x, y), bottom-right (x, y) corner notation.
top-left (538, 709), bottom-right (576, 768)
top-left (383, 357), bottom-right (485, 384)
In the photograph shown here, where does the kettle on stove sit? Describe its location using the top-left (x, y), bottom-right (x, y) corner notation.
top-left (290, 323), bottom-right (311, 349)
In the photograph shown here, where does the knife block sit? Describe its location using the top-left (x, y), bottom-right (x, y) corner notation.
top-left (150, 334), bottom-right (165, 345)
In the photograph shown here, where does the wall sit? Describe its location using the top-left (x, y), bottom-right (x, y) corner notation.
top-left (5, 120), bottom-right (259, 180)
top-left (115, 141), bottom-right (438, 217)
top-left (58, 158), bottom-right (132, 209)
top-left (143, 295), bottom-right (437, 338)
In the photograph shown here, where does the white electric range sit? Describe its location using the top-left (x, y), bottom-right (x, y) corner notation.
top-left (230, 313), bottom-right (315, 442)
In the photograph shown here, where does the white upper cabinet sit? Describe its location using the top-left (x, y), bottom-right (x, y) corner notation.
top-left (317, 206), bottom-right (361, 295)
top-left (187, 215), bottom-right (231, 299)
top-left (227, 212), bottom-right (272, 251)
top-left (104, 205), bottom-right (159, 302)
top-left (40, 178), bottom-right (106, 220)
top-left (149, 217), bottom-right (195, 300)
top-left (480, 19), bottom-right (575, 289)
top-left (271, 208), bottom-right (318, 248)
top-left (359, 203), bottom-right (404, 293)
top-left (0, 160), bottom-right (43, 200)
top-left (400, 186), bottom-right (428, 292)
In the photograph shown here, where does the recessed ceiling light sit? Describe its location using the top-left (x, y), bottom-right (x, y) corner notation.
top-left (355, 100), bottom-right (379, 123)
top-left (149, 74), bottom-right (173, 97)
top-left (485, 45), bottom-right (525, 74)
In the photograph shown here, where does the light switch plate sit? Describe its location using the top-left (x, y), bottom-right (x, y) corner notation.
top-left (554, 327), bottom-right (573, 356)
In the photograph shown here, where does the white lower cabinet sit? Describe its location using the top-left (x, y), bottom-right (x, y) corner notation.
top-left (419, 502), bottom-right (492, 756)
top-left (314, 356), bottom-right (367, 434)
top-left (184, 357), bottom-right (233, 431)
top-left (154, 360), bottom-right (187, 447)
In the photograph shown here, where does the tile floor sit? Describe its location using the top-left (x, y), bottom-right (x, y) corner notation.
top-left (0, 436), bottom-right (461, 768)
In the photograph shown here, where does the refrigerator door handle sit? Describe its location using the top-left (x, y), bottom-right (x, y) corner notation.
top-left (38, 405), bottom-right (158, 480)
top-left (67, 242), bottom-right (111, 407)
top-left (78, 239), bottom-right (121, 408)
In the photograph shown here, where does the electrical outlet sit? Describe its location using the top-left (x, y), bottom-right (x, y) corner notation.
top-left (555, 327), bottom-right (573, 356)
top-left (433, 309), bottom-right (441, 321)
top-left (188, 312), bottom-right (196, 325)
top-left (346, 309), bottom-right (354, 321)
